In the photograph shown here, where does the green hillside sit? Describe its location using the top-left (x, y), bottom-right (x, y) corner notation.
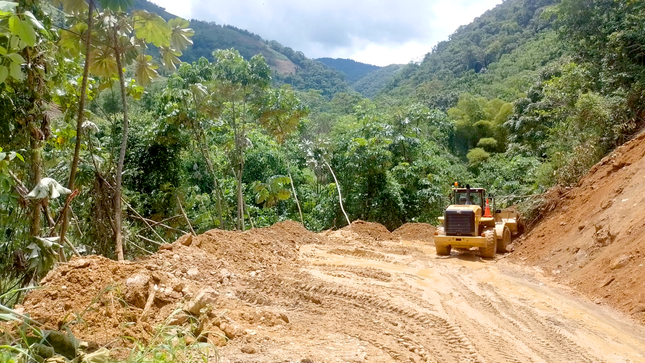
top-left (352, 64), bottom-right (404, 98)
top-left (316, 58), bottom-right (381, 83)
top-left (134, 0), bottom-right (348, 97)
top-left (383, 0), bottom-right (559, 104)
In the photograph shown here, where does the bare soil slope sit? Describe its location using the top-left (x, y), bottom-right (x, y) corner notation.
top-left (511, 131), bottom-right (645, 323)
top-left (16, 221), bottom-right (645, 362)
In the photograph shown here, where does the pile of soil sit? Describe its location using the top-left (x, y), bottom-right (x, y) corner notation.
top-left (511, 131), bottom-right (645, 323)
top-left (342, 220), bottom-right (393, 240)
top-left (393, 223), bottom-right (435, 242)
top-left (321, 220), bottom-right (398, 247)
top-left (18, 221), bottom-right (320, 348)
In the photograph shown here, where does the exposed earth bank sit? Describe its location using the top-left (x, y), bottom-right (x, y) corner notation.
top-left (511, 131), bottom-right (645, 324)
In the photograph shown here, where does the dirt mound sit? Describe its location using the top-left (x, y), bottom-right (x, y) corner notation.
top-left (19, 221), bottom-right (321, 349)
top-left (393, 223), bottom-right (435, 242)
top-left (511, 131), bottom-right (645, 323)
top-left (341, 220), bottom-right (393, 241)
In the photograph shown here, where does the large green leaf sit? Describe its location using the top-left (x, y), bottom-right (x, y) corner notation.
top-left (168, 17), bottom-right (194, 51)
top-left (0, 65), bottom-right (8, 84)
top-left (133, 10), bottom-right (171, 47)
top-left (276, 189), bottom-right (291, 200)
top-left (134, 53), bottom-right (158, 86)
top-left (58, 22), bottom-right (87, 56)
top-left (159, 46), bottom-right (181, 71)
top-left (6, 53), bottom-right (24, 64)
top-left (34, 236), bottom-right (61, 249)
top-left (89, 47), bottom-right (118, 77)
top-left (9, 61), bottom-right (22, 81)
top-left (26, 178), bottom-right (71, 199)
top-left (23, 11), bottom-right (44, 31)
top-left (9, 15), bottom-right (36, 46)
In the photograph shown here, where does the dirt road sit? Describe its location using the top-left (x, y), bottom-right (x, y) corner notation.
top-left (21, 221), bottom-right (645, 362)
top-left (219, 226), bottom-right (645, 363)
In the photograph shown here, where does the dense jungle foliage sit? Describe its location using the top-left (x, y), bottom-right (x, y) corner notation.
top-left (1, 0), bottom-right (644, 308)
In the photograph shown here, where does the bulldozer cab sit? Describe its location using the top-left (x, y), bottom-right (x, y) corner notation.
top-left (452, 188), bottom-right (485, 209)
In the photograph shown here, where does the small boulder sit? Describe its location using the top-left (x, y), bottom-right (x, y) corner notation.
top-left (631, 304), bottom-right (645, 313)
top-left (124, 273), bottom-right (151, 309)
top-left (279, 312), bottom-right (290, 324)
top-left (241, 345), bottom-right (257, 354)
top-left (208, 327), bottom-right (228, 347)
top-left (168, 311), bottom-right (190, 326)
top-left (158, 244), bottom-right (173, 251)
top-left (68, 258), bottom-right (91, 269)
top-left (176, 234), bottom-right (193, 246)
top-left (219, 322), bottom-right (241, 339)
top-left (172, 281), bottom-right (185, 292)
top-left (610, 255), bottom-right (631, 270)
top-left (185, 287), bottom-right (219, 315)
top-left (187, 268), bottom-right (199, 277)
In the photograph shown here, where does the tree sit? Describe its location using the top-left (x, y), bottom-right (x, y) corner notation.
top-left (159, 59), bottom-right (228, 229)
top-left (209, 49), bottom-right (271, 230)
top-left (58, 0), bottom-right (95, 252)
top-left (0, 1), bottom-right (52, 240)
top-left (58, 0), bottom-right (194, 260)
top-left (258, 86), bottom-right (308, 224)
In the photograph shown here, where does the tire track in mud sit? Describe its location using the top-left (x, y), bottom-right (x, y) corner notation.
top-left (247, 267), bottom-right (484, 362)
top-left (235, 238), bottom-right (642, 362)
top-left (314, 263), bottom-right (394, 282)
top-left (327, 247), bottom-right (395, 263)
top-left (440, 273), bottom-right (604, 363)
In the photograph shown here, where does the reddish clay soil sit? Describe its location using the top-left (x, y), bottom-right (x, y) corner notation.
top-left (510, 131), bottom-right (645, 323)
top-left (15, 218), bottom-right (645, 362)
top-left (392, 223), bottom-right (435, 242)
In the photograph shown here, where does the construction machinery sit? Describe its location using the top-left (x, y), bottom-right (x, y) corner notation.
top-left (434, 184), bottom-right (522, 258)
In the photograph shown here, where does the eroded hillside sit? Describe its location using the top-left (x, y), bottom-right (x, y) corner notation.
top-left (511, 131), bottom-right (645, 323)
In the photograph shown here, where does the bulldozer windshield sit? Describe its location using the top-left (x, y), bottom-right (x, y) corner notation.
top-left (454, 191), bottom-right (483, 207)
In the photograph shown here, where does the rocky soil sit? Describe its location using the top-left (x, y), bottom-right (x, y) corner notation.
top-left (14, 220), bottom-right (645, 362)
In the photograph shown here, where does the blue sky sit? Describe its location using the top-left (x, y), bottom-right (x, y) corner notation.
top-left (151, 0), bottom-right (503, 66)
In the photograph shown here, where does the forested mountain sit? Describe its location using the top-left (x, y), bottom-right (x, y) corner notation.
top-left (352, 64), bottom-right (405, 98)
top-left (133, 0), bottom-right (349, 97)
top-left (383, 0), bottom-right (559, 102)
top-left (316, 58), bottom-right (381, 83)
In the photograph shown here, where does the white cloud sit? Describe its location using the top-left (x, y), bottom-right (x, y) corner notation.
top-left (150, 0), bottom-right (503, 66)
top-left (152, 0), bottom-right (192, 19)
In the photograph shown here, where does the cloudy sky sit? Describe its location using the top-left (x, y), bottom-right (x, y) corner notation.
top-left (151, 0), bottom-right (503, 67)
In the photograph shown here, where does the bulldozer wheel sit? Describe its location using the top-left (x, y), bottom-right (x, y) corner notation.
top-left (497, 226), bottom-right (511, 253)
top-left (436, 244), bottom-right (451, 256)
top-left (480, 230), bottom-right (497, 259)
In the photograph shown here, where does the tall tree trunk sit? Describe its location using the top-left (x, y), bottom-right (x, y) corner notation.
top-left (29, 138), bottom-right (42, 237)
top-left (114, 45), bottom-right (129, 261)
top-left (193, 127), bottom-right (225, 229)
top-left (324, 159), bottom-right (350, 226)
top-left (236, 164), bottom-right (245, 231)
top-left (232, 100), bottom-right (245, 231)
top-left (287, 168), bottom-right (304, 226)
top-left (60, 0), bottom-right (94, 245)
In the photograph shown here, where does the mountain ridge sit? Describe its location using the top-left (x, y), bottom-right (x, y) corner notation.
top-left (136, 0), bottom-right (349, 97)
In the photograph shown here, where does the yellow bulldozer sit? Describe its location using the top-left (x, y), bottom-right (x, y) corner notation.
top-left (434, 184), bottom-right (522, 258)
